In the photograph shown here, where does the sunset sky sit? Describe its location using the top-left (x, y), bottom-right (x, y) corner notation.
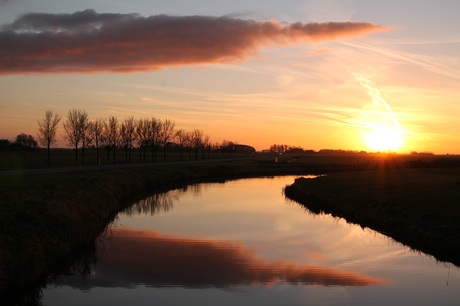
top-left (1, 0), bottom-right (459, 153)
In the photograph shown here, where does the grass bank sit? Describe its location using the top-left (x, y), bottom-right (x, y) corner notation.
top-left (284, 167), bottom-right (460, 266)
top-left (0, 157), bottom-right (320, 297)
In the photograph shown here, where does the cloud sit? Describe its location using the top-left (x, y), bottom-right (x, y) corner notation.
top-left (0, 9), bottom-right (389, 74)
top-left (65, 228), bottom-right (386, 289)
top-left (0, 0), bottom-right (15, 6)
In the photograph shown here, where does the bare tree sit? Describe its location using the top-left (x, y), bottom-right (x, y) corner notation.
top-left (120, 117), bottom-right (136, 163)
top-left (191, 129), bottom-right (204, 160)
top-left (63, 109), bottom-right (89, 164)
top-left (184, 131), bottom-right (193, 160)
top-left (174, 129), bottom-right (187, 161)
top-left (89, 118), bottom-right (106, 165)
top-left (202, 134), bottom-right (211, 159)
top-left (212, 142), bottom-right (221, 158)
top-left (37, 110), bottom-right (61, 166)
top-left (136, 118), bottom-right (151, 162)
top-left (159, 118), bottom-right (175, 161)
top-left (105, 116), bottom-right (119, 164)
top-left (150, 117), bottom-right (161, 162)
top-left (80, 114), bottom-right (91, 165)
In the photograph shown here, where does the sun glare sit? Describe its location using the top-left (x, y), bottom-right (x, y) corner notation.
top-left (352, 72), bottom-right (407, 152)
top-left (363, 124), bottom-right (404, 151)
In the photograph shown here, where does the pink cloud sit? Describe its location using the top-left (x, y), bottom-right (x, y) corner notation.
top-left (67, 228), bottom-right (387, 289)
top-left (0, 10), bottom-right (390, 74)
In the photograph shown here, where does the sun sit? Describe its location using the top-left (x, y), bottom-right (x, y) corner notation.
top-left (363, 124), bottom-right (404, 152)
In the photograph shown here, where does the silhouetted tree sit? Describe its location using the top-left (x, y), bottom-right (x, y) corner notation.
top-left (89, 118), bottom-right (106, 165)
top-left (202, 134), bottom-right (211, 159)
top-left (159, 118), bottom-right (175, 161)
top-left (174, 129), bottom-right (187, 161)
top-left (221, 140), bottom-right (236, 157)
top-left (191, 129), bottom-right (204, 160)
top-left (270, 144), bottom-right (289, 154)
top-left (150, 117), bottom-right (161, 162)
top-left (184, 131), bottom-right (193, 160)
top-left (15, 133), bottom-right (38, 150)
top-left (120, 117), bottom-right (136, 163)
top-left (136, 118), bottom-right (151, 162)
top-left (37, 110), bottom-right (61, 166)
top-left (80, 115), bottom-right (92, 165)
top-left (63, 109), bottom-right (89, 164)
top-left (106, 116), bottom-right (119, 164)
top-left (0, 139), bottom-right (10, 151)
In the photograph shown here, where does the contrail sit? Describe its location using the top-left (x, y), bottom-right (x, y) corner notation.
top-left (352, 72), bottom-right (403, 130)
top-left (351, 72), bottom-right (405, 151)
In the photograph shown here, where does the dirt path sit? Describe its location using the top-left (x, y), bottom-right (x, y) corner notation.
top-left (0, 158), bottom-right (249, 176)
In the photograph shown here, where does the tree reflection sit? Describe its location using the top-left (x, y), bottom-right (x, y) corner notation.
top-left (3, 240), bottom-right (99, 306)
top-left (123, 192), bottom-right (176, 216)
top-left (122, 183), bottom-right (210, 216)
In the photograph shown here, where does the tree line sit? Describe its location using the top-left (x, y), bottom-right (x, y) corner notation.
top-left (0, 134), bottom-right (38, 151)
top-left (33, 109), bottom-right (253, 166)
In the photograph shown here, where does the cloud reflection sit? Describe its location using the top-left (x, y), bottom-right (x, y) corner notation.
top-left (67, 228), bottom-right (386, 290)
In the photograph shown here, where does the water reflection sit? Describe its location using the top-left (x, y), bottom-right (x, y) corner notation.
top-left (123, 192), bottom-right (175, 216)
top-left (42, 177), bottom-right (460, 306)
top-left (65, 228), bottom-right (386, 290)
top-left (122, 184), bottom-right (208, 216)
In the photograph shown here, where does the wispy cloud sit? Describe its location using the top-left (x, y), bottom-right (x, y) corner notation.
top-left (0, 9), bottom-right (389, 74)
top-left (341, 41), bottom-right (460, 81)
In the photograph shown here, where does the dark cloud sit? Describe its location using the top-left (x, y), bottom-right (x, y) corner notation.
top-left (0, 9), bottom-right (390, 74)
top-left (64, 228), bottom-right (386, 289)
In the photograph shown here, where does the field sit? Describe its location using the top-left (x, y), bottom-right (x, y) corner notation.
top-left (2, 150), bottom-right (460, 300)
top-left (0, 147), bottom-right (246, 170)
top-left (284, 165), bottom-right (460, 266)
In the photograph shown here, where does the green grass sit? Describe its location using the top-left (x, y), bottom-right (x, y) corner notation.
top-left (284, 167), bottom-right (460, 266)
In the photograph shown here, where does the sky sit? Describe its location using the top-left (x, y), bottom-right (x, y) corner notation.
top-left (1, 0), bottom-right (459, 153)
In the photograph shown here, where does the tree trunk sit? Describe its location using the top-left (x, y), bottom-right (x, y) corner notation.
top-left (75, 144), bottom-right (78, 165)
top-left (47, 144), bottom-right (51, 167)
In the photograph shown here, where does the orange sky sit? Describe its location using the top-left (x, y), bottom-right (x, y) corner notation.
top-left (1, 1), bottom-right (459, 153)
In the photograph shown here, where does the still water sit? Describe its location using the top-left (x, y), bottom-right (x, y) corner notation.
top-left (43, 176), bottom-right (460, 305)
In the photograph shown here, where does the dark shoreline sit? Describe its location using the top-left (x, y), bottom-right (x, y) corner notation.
top-left (283, 168), bottom-right (460, 267)
top-left (0, 158), bottom-right (322, 300)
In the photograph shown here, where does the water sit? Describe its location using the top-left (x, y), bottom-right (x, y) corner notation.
top-left (43, 176), bottom-right (460, 305)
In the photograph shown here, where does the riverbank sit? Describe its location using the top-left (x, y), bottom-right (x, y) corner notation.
top-left (0, 158), bottom-right (321, 298)
top-left (284, 167), bottom-right (460, 266)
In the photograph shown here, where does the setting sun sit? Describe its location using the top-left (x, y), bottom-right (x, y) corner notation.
top-left (363, 124), bottom-right (404, 151)
top-left (352, 73), bottom-right (406, 152)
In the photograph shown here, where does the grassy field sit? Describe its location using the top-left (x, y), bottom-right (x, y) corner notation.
top-left (284, 166), bottom-right (460, 266)
top-left (0, 148), bottom-right (248, 170)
